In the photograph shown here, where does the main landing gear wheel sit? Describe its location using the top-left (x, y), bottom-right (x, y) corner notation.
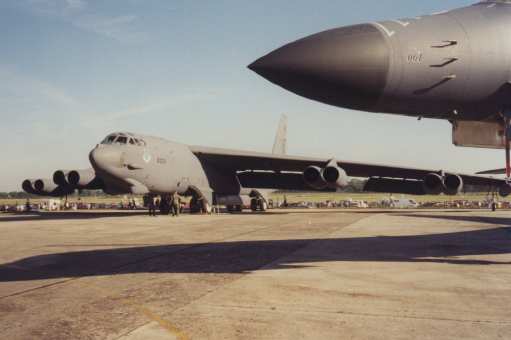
top-left (250, 199), bottom-right (267, 212)
top-left (190, 196), bottom-right (212, 214)
top-left (203, 202), bottom-right (212, 214)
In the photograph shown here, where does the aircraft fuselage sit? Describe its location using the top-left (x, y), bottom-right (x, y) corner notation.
top-left (250, 1), bottom-right (511, 121)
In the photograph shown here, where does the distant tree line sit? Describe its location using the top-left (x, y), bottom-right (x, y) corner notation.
top-left (0, 190), bottom-right (105, 199)
top-left (275, 178), bottom-right (493, 195)
top-left (0, 180), bottom-right (493, 199)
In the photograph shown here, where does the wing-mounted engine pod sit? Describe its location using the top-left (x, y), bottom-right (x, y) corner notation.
top-left (22, 179), bottom-right (38, 194)
top-left (444, 174), bottom-right (463, 196)
top-left (323, 159), bottom-right (349, 189)
top-left (422, 173), bottom-right (445, 195)
top-left (34, 179), bottom-right (59, 193)
top-left (499, 183), bottom-right (511, 198)
top-left (53, 170), bottom-right (71, 186)
top-left (303, 166), bottom-right (327, 190)
top-left (68, 168), bottom-right (96, 187)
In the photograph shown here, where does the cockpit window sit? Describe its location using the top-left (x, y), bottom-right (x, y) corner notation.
top-left (101, 133), bottom-right (146, 146)
top-left (133, 138), bottom-right (146, 146)
top-left (116, 136), bottom-right (128, 144)
top-left (101, 135), bottom-right (117, 144)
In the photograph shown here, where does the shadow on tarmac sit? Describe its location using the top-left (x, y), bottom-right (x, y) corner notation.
top-left (0, 211), bottom-right (152, 222)
top-left (0, 210), bottom-right (369, 221)
top-left (1, 209), bottom-right (498, 222)
top-left (1, 225), bottom-right (510, 282)
top-left (397, 214), bottom-right (511, 227)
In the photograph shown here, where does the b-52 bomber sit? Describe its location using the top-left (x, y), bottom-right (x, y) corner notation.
top-left (249, 0), bottom-right (511, 182)
top-left (22, 117), bottom-right (508, 214)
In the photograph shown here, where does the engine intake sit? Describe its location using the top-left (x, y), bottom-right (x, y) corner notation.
top-left (303, 166), bottom-right (327, 190)
top-left (323, 161), bottom-right (349, 189)
top-left (35, 179), bottom-right (59, 193)
top-left (23, 178), bottom-right (74, 197)
top-left (423, 172), bottom-right (463, 195)
top-left (444, 174), bottom-right (463, 196)
top-left (67, 168), bottom-right (101, 189)
top-left (22, 179), bottom-right (38, 195)
top-left (422, 173), bottom-right (445, 195)
top-left (53, 170), bottom-right (70, 186)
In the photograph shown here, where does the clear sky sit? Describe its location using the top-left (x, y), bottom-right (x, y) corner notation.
top-left (0, 0), bottom-right (499, 191)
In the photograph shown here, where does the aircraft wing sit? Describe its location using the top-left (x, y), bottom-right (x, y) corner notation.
top-left (476, 168), bottom-right (506, 175)
top-left (190, 146), bottom-right (504, 189)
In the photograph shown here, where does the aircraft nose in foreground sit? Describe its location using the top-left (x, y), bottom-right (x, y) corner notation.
top-left (249, 24), bottom-right (390, 111)
top-left (89, 147), bottom-right (122, 172)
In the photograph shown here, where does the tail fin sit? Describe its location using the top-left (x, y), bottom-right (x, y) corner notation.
top-left (272, 114), bottom-right (288, 155)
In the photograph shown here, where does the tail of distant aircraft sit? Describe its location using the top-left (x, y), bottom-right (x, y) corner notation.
top-left (476, 168), bottom-right (506, 175)
top-left (272, 114), bottom-right (288, 155)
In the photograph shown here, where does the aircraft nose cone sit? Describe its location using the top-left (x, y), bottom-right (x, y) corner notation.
top-left (89, 147), bottom-right (122, 172)
top-left (248, 24), bottom-right (390, 111)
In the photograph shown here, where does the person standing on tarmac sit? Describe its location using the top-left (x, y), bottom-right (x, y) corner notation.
top-left (154, 197), bottom-right (160, 216)
top-left (169, 195), bottom-right (175, 216)
top-left (148, 196), bottom-right (158, 217)
top-left (148, 198), bottom-right (154, 216)
top-left (171, 192), bottom-right (180, 216)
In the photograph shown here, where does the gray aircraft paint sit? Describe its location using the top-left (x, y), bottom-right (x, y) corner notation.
top-left (90, 135), bottom-right (215, 203)
top-left (87, 130), bottom-right (509, 204)
top-left (23, 127), bottom-right (511, 201)
top-left (90, 117), bottom-right (291, 204)
top-left (249, 1), bottom-right (511, 121)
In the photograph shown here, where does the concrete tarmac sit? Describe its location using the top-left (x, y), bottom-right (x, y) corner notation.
top-left (0, 209), bottom-right (510, 339)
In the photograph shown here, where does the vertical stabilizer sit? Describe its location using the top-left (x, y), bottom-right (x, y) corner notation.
top-left (272, 114), bottom-right (288, 155)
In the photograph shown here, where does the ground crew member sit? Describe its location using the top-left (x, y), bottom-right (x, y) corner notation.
top-left (154, 197), bottom-right (160, 216)
top-left (172, 192), bottom-right (180, 216)
top-left (148, 197), bottom-right (157, 217)
top-left (170, 195), bottom-right (176, 216)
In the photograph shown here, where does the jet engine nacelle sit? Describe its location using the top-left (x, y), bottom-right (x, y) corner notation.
top-left (423, 173), bottom-right (463, 195)
top-left (53, 170), bottom-right (71, 186)
top-left (444, 174), bottom-right (464, 196)
top-left (35, 179), bottom-right (59, 193)
top-left (22, 179), bottom-right (38, 195)
top-left (422, 173), bottom-right (445, 195)
top-left (323, 161), bottom-right (349, 189)
top-left (22, 178), bottom-right (74, 197)
top-left (303, 166), bottom-right (327, 190)
top-left (68, 168), bottom-right (97, 188)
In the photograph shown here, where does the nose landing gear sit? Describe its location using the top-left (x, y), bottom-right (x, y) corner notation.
top-left (190, 195), bottom-right (212, 214)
